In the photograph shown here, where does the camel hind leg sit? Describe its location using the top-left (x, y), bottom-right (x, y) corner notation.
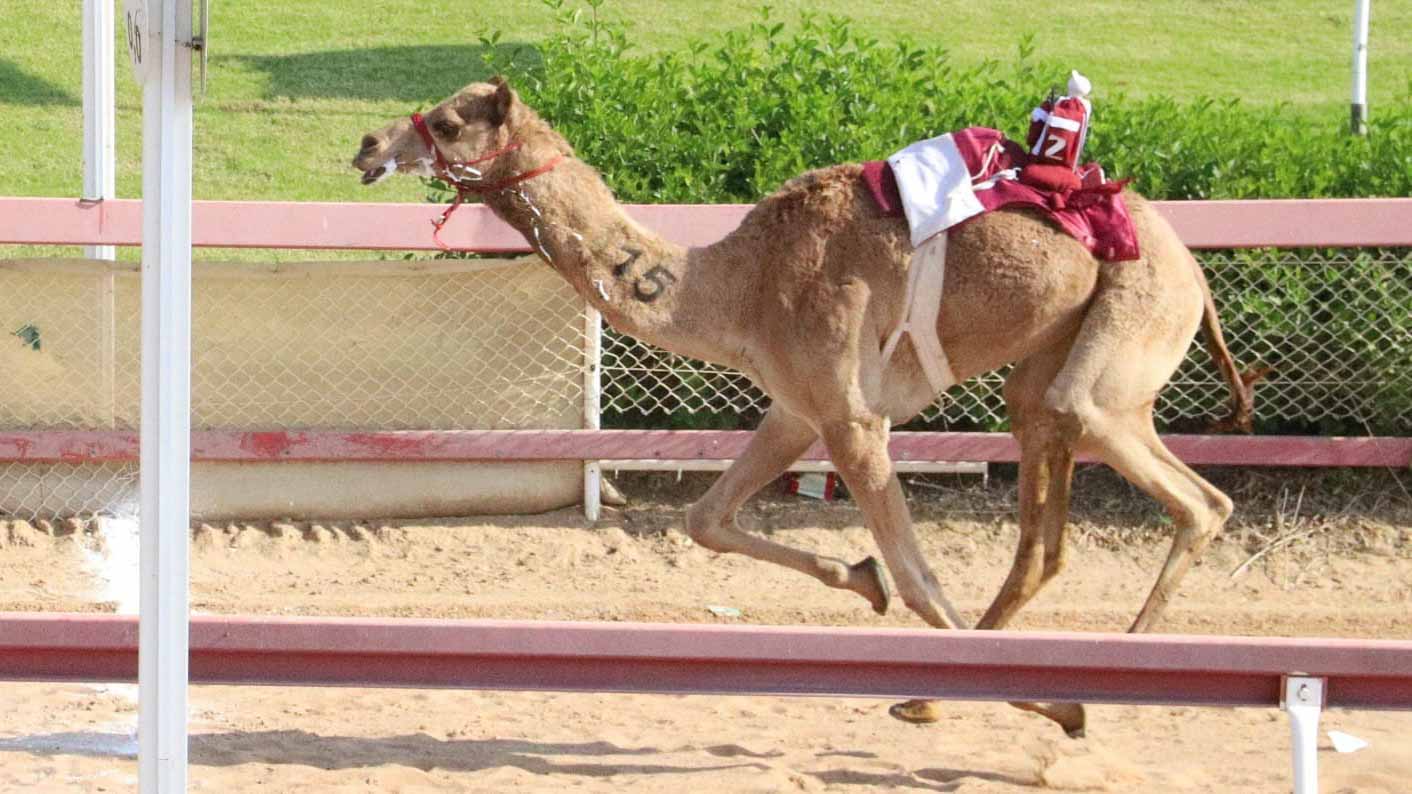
top-left (1086, 408), bottom-right (1233, 633)
top-left (893, 263), bottom-right (1233, 736)
top-left (891, 345), bottom-right (1087, 735)
top-left (977, 344), bottom-right (1082, 631)
top-left (979, 272), bottom-right (1232, 734)
top-left (1042, 272), bottom-right (1234, 636)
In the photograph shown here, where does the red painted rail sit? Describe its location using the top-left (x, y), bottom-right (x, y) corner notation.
top-left (0, 429), bottom-right (1408, 468)
top-left (5, 197), bottom-right (1412, 250)
top-left (3, 613), bottom-right (1411, 709)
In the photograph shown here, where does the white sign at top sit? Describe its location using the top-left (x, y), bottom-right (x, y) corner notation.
top-left (123, 0), bottom-right (152, 85)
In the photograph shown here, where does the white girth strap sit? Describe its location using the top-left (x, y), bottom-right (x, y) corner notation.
top-left (880, 233), bottom-right (957, 395)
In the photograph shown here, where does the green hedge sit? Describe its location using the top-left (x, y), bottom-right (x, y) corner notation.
top-left (1200, 249), bottom-right (1412, 436)
top-left (443, 3), bottom-right (1410, 435)
top-left (472, 3), bottom-right (1412, 203)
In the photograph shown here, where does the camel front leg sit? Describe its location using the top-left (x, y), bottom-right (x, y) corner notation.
top-left (685, 406), bottom-right (891, 614)
top-left (819, 416), bottom-right (966, 629)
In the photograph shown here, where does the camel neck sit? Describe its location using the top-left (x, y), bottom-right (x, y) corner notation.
top-left (483, 157), bottom-right (751, 370)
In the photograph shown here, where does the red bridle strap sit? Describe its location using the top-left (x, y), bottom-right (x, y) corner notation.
top-left (408, 112), bottom-right (448, 173)
top-left (408, 112), bottom-right (564, 250)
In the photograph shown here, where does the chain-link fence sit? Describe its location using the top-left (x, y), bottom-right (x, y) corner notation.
top-left (2, 248), bottom-right (1408, 518)
top-left (602, 249), bottom-right (1412, 435)
top-left (0, 256), bottom-right (585, 518)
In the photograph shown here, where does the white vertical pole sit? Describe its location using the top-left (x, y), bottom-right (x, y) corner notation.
top-left (82, 0), bottom-right (117, 261)
top-left (83, 0), bottom-right (119, 423)
top-left (1351, 0), bottom-right (1371, 134)
top-left (1282, 676), bottom-right (1326, 794)
top-left (583, 306), bottom-right (602, 521)
top-left (138, 0), bottom-right (193, 790)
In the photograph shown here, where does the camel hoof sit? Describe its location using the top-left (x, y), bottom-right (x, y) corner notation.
top-left (851, 556), bottom-right (890, 615)
top-left (888, 699), bottom-right (942, 725)
top-left (1010, 700), bottom-right (1087, 736)
top-left (1054, 703), bottom-right (1087, 739)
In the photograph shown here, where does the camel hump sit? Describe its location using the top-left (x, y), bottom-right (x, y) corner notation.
top-left (741, 164), bottom-right (868, 228)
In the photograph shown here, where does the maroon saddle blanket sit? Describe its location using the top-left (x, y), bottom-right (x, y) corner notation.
top-left (861, 127), bottom-right (1140, 262)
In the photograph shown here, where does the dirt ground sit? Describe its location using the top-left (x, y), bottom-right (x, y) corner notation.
top-left (1, 468), bottom-right (1409, 792)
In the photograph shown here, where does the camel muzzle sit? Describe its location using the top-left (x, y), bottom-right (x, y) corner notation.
top-left (359, 159), bottom-right (397, 186)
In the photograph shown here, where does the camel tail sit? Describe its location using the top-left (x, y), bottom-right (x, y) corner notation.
top-left (1193, 258), bottom-right (1269, 434)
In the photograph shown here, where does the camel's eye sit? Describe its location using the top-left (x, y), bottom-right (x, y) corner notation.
top-left (433, 119), bottom-right (459, 138)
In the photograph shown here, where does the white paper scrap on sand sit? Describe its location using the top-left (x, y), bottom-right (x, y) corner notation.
top-left (1328, 730), bottom-right (1369, 754)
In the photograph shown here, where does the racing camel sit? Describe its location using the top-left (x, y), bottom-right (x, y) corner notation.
top-left (352, 77), bottom-right (1258, 736)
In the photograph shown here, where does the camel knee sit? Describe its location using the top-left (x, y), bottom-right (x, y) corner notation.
top-left (1039, 388), bottom-right (1096, 441)
top-left (1007, 575), bottom-right (1044, 608)
top-left (1210, 490), bottom-right (1234, 525)
top-left (1183, 491), bottom-right (1232, 557)
top-left (1173, 487), bottom-right (1232, 540)
top-left (684, 502), bottom-right (732, 552)
top-left (821, 418), bottom-right (892, 494)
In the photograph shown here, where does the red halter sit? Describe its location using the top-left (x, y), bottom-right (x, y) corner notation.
top-left (409, 112), bottom-right (566, 250)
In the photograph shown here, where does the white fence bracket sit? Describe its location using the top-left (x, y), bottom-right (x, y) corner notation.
top-left (1281, 674), bottom-right (1327, 794)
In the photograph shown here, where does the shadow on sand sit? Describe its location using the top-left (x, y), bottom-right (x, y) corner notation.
top-left (809, 765), bottom-right (1038, 791)
top-left (0, 729), bottom-right (774, 779)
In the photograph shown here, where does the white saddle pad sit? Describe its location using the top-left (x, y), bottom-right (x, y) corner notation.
top-left (886, 133), bottom-right (986, 248)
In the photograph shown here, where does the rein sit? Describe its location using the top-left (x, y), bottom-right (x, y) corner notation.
top-left (409, 112), bottom-right (566, 250)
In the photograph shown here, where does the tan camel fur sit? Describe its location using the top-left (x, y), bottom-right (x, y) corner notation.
top-left (353, 78), bottom-right (1258, 736)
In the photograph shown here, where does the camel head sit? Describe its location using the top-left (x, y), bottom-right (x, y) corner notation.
top-left (352, 76), bottom-right (553, 187)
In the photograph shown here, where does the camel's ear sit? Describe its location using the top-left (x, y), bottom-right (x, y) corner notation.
top-left (488, 76), bottom-right (514, 127)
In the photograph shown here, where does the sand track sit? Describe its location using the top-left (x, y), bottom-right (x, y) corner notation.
top-left (1, 478), bottom-right (1408, 792)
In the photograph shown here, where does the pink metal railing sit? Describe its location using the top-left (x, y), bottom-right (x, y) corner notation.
top-left (1, 195), bottom-right (1410, 469)
top-left (3, 613), bottom-right (1411, 710)
top-left (0, 428), bottom-right (1406, 468)
top-left (4, 196), bottom-right (1412, 250)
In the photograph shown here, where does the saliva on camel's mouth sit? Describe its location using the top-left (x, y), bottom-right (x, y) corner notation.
top-left (360, 156), bottom-right (438, 185)
top-left (360, 159), bottom-right (397, 186)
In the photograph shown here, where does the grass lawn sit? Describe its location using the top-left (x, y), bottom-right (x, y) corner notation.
top-left (1, 0), bottom-right (1408, 208)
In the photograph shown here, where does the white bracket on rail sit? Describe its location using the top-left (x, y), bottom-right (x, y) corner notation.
top-left (1281, 674), bottom-right (1327, 794)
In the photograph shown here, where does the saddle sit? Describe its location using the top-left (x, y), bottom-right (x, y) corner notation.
top-left (860, 127), bottom-right (1139, 262)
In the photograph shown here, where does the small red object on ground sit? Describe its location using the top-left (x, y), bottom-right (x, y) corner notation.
top-left (783, 472), bottom-right (840, 501)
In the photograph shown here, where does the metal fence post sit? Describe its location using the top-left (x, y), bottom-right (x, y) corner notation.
top-left (1351, 0), bottom-right (1371, 134)
top-left (583, 306), bottom-right (602, 521)
top-left (1282, 675), bottom-right (1327, 794)
top-left (133, 0), bottom-right (195, 790)
top-left (82, 0), bottom-right (116, 262)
